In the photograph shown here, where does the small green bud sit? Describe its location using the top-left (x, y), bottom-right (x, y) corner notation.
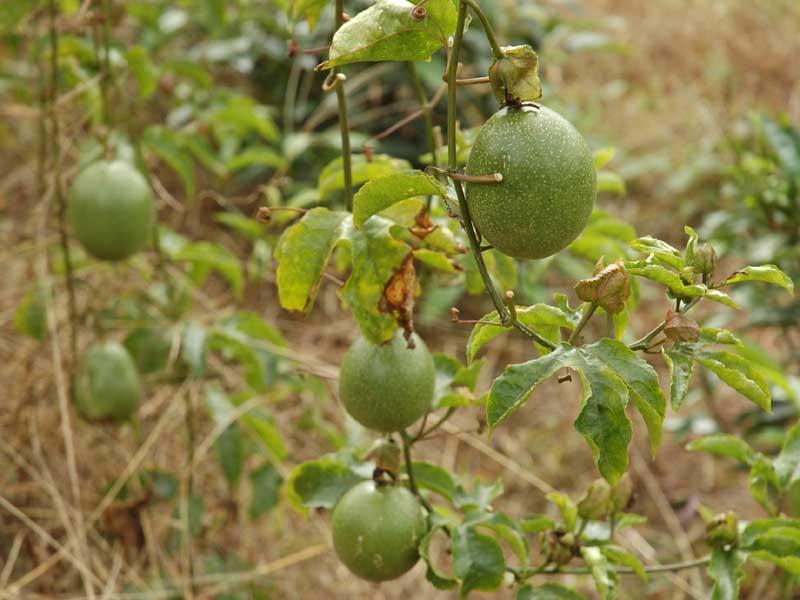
top-left (577, 479), bottom-right (612, 521)
top-left (574, 260), bottom-right (632, 314)
top-left (609, 474), bottom-right (635, 514)
top-left (543, 529), bottom-right (577, 566)
top-left (706, 512), bottom-right (738, 549)
top-left (692, 243), bottom-right (717, 276)
top-left (488, 45), bottom-right (542, 106)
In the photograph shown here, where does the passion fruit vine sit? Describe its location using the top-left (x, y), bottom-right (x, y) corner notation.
top-left (338, 330), bottom-right (435, 433)
top-left (67, 160), bottom-right (155, 261)
top-left (332, 481), bottom-right (427, 582)
top-left (465, 104), bottom-right (596, 260)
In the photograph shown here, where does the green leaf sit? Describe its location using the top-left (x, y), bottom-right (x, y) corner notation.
top-left (702, 289), bottom-right (740, 309)
top-left (584, 339), bottom-right (665, 455)
top-left (453, 526), bottom-right (506, 597)
top-left (227, 146), bottom-right (285, 172)
top-left (570, 351), bottom-right (633, 484)
top-left (214, 212), bottom-right (265, 240)
top-left (0, 0), bottom-right (36, 33)
top-left (601, 545), bottom-right (647, 582)
top-left (289, 0), bottom-right (327, 30)
top-left (519, 515), bottom-right (557, 534)
top-left (625, 262), bottom-right (705, 298)
top-left (288, 458), bottom-right (368, 510)
top-left (775, 422), bottom-right (800, 488)
top-left (142, 125), bottom-right (196, 199)
top-left (275, 208), bottom-right (351, 313)
top-left (475, 512), bottom-right (529, 568)
top-left (249, 463), bottom-right (283, 519)
top-left (414, 248), bottom-right (461, 273)
top-left (420, 526), bottom-right (458, 590)
top-left (241, 411), bottom-right (288, 461)
top-left (321, 0), bottom-right (447, 69)
top-left (182, 322), bottom-right (208, 377)
top-left (353, 170), bottom-right (447, 227)
top-left (709, 549), bottom-right (745, 600)
top-left (126, 46), bottom-right (158, 100)
top-left (723, 265), bottom-right (795, 294)
top-left (596, 170), bottom-right (626, 195)
top-left (487, 344), bottom-right (574, 431)
top-left (545, 491), bottom-right (578, 532)
top-left (13, 289), bottom-right (48, 340)
top-left (318, 154), bottom-right (411, 199)
top-left (215, 423), bottom-right (244, 488)
top-left (694, 349), bottom-right (771, 411)
top-left (340, 217), bottom-right (411, 343)
top-left (144, 470), bottom-right (179, 500)
top-left (580, 546), bottom-right (616, 599)
top-left (410, 461), bottom-right (458, 502)
top-left (741, 520), bottom-right (800, 574)
top-left (454, 480), bottom-right (504, 512)
top-left (594, 148), bottom-right (616, 170)
top-left (662, 347), bottom-right (695, 410)
top-left (177, 241), bottom-right (244, 298)
top-left (749, 458), bottom-right (781, 515)
top-left (468, 305), bottom-right (572, 364)
top-left (207, 94), bottom-right (279, 142)
top-left (686, 434), bottom-right (757, 465)
top-left (518, 583), bottom-right (587, 600)
top-left (629, 237), bottom-right (684, 269)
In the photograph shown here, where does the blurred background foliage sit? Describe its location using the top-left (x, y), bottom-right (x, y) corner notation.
top-left (1, 0), bottom-right (800, 598)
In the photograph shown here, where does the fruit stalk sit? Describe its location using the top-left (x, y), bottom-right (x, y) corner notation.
top-left (446, 1), bottom-right (556, 351)
top-left (48, 0), bottom-right (79, 358)
top-left (333, 0), bottom-right (353, 211)
top-left (463, 0), bottom-right (505, 59)
top-left (400, 431), bottom-right (433, 513)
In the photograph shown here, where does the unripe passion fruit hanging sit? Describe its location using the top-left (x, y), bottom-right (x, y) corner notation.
top-left (338, 330), bottom-right (435, 433)
top-left (73, 341), bottom-right (143, 422)
top-left (332, 481), bottom-right (427, 582)
top-left (67, 160), bottom-right (155, 261)
top-left (465, 104), bottom-right (596, 259)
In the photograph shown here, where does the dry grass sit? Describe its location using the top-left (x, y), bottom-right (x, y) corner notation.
top-left (2, 0), bottom-right (799, 598)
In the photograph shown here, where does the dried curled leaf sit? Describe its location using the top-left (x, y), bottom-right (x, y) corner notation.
top-left (488, 45), bottom-right (542, 105)
top-left (575, 260), bottom-right (631, 314)
top-left (664, 310), bottom-right (700, 343)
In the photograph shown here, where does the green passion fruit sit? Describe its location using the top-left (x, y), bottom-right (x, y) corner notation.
top-left (338, 330), bottom-right (435, 433)
top-left (332, 481), bottom-right (427, 582)
top-left (465, 104), bottom-right (596, 259)
top-left (73, 341), bottom-right (142, 422)
top-left (67, 160), bottom-right (155, 261)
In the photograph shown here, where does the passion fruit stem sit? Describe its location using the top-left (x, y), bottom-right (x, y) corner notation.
top-left (446, 1), bottom-right (556, 351)
top-left (629, 297), bottom-right (701, 351)
top-left (567, 302), bottom-right (598, 345)
top-left (399, 430), bottom-right (433, 514)
top-left (48, 0), bottom-right (78, 359)
top-left (463, 0), bottom-right (505, 60)
top-left (333, 0), bottom-right (353, 211)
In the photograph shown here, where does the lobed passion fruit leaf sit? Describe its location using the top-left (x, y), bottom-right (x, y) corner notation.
top-left (353, 170), bottom-right (447, 227)
top-left (320, 0), bottom-right (455, 70)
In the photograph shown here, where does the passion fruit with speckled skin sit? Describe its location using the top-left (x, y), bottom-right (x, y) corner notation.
top-left (68, 160), bottom-right (155, 261)
top-left (73, 342), bottom-right (142, 422)
top-left (338, 330), bottom-right (435, 433)
top-left (465, 104), bottom-right (596, 259)
top-left (332, 481), bottom-right (427, 582)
